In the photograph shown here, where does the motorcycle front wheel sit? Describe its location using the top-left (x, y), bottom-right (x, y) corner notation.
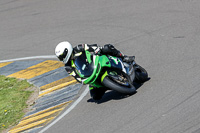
top-left (101, 72), bottom-right (136, 95)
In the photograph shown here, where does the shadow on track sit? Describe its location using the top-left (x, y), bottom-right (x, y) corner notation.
top-left (87, 79), bottom-right (150, 104)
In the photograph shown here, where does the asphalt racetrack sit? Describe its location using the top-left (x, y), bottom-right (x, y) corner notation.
top-left (1, 0), bottom-right (200, 133)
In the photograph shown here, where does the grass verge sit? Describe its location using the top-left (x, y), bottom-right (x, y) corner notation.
top-left (0, 75), bottom-right (34, 132)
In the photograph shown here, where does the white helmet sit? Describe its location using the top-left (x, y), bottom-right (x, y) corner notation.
top-left (55, 41), bottom-right (73, 64)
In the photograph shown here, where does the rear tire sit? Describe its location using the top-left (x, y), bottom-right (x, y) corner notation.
top-left (134, 64), bottom-right (148, 83)
top-left (102, 76), bottom-right (136, 95)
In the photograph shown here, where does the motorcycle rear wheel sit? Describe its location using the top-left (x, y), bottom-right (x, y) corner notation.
top-left (134, 64), bottom-right (148, 83)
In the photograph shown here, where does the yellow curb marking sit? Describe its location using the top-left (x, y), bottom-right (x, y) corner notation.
top-left (40, 76), bottom-right (75, 91)
top-left (0, 62), bottom-right (13, 68)
top-left (39, 80), bottom-right (77, 97)
top-left (8, 101), bottom-right (74, 133)
top-left (22, 101), bottom-right (72, 121)
top-left (7, 60), bottom-right (64, 79)
top-left (4, 60), bottom-right (76, 133)
top-left (12, 108), bottom-right (64, 129)
top-left (9, 117), bottom-right (54, 133)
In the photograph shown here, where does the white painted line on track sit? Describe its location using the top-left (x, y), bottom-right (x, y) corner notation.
top-left (0, 55), bottom-right (88, 133)
top-left (39, 86), bottom-right (89, 133)
top-left (0, 55), bottom-right (57, 63)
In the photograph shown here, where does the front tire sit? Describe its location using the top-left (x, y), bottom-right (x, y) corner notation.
top-left (102, 76), bottom-right (136, 95)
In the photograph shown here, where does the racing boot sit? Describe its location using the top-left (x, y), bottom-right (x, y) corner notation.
top-left (122, 55), bottom-right (135, 63)
top-left (102, 44), bottom-right (135, 63)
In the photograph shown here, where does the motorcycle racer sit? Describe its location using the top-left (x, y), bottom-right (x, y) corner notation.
top-left (55, 41), bottom-right (135, 100)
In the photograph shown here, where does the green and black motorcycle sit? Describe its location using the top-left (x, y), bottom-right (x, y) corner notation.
top-left (72, 50), bottom-right (148, 94)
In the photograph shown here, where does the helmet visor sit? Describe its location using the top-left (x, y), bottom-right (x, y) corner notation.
top-left (58, 48), bottom-right (68, 61)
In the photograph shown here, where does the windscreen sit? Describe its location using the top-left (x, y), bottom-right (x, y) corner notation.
top-left (74, 52), bottom-right (94, 77)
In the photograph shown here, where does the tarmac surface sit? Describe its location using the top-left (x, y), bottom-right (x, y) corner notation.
top-left (1, 0), bottom-right (200, 133)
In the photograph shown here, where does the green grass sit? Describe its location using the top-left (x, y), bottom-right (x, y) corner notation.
top-left (0, 75), bottom-right (33, 132)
